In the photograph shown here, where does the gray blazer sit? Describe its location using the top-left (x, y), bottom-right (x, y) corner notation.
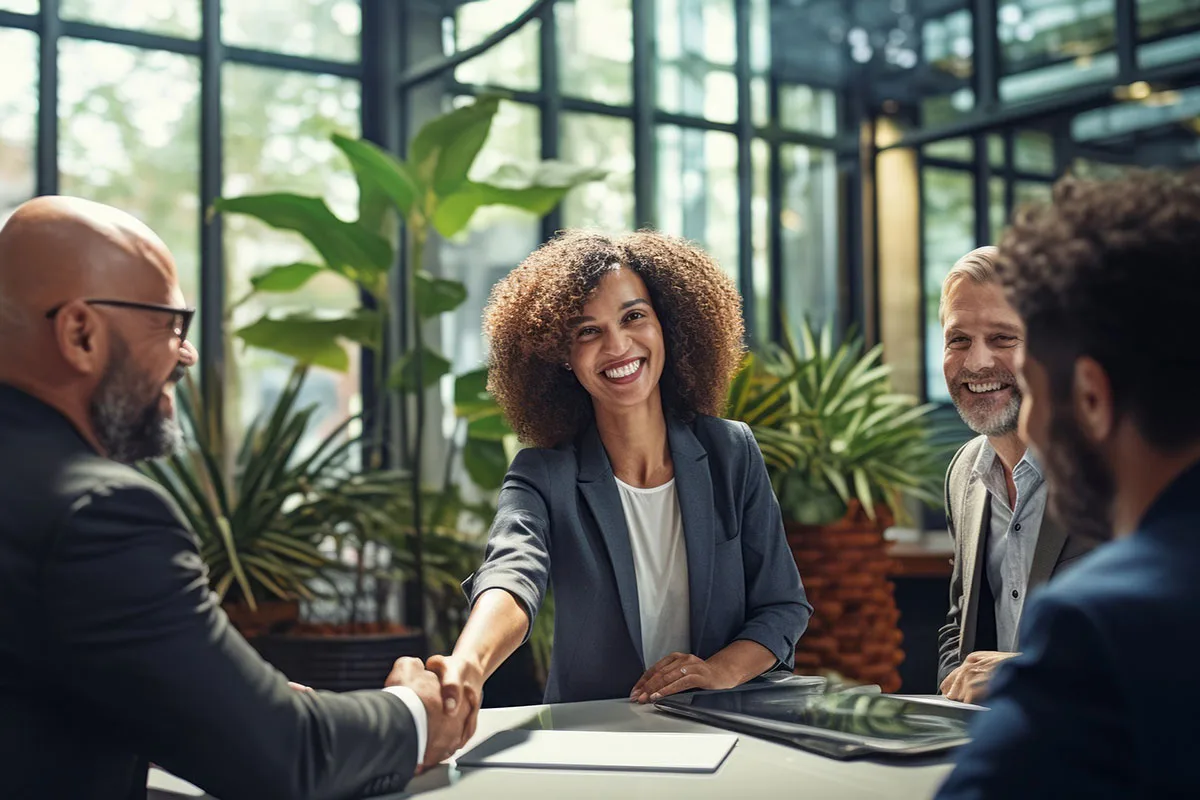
top-left (464, 414), bottom-right (813, 704)
top-left (936, 435), bottom-right (1097, 685)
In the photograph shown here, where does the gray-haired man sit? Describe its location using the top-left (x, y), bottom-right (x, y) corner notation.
top-left (936, 246), bottom-right (1096, 703)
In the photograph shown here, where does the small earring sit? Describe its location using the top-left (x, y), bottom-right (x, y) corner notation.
top-left (563, 363), bottom-right (572, 371)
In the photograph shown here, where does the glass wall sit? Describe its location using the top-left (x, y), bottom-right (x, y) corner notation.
top-left (441, 0), bottom-right (844, 352)
top-left (0, 27), bottom-right (38, 222)
top-left (0, 0), bottom-right (363, 449)
top-left (998, 0), bottom-right (1119, 102)
top-left (900, 0), bottom-right (1200, 402)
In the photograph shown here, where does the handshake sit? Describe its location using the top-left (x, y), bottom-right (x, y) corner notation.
top-left (288, 654), bottom-right (483, 773)
top-left (380, 654), bottom-right (486, 774)
top-left (340, 650), bottom-right (733, 773)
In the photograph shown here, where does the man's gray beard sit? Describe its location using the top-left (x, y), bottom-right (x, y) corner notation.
top-left (89, 339), bottom-right (182, 464)
top-left (953, 392), bottom-right (1021, 437)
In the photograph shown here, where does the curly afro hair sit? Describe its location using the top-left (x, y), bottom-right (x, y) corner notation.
top-left (996, 167), bottom-right (1200, 451)
top-left (482, 229), bottom-right (746, 448)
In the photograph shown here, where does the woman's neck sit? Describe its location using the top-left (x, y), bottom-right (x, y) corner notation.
top-left (594, 393), bottom-right (673, 488)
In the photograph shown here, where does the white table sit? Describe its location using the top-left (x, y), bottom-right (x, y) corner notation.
top-left (405, 696), bottom-right (957, 799)
top-left (151, 696), bottom-right (962, 799)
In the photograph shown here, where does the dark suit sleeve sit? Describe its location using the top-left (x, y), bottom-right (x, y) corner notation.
top-left (463, 448), bottom-right (552, 644)
top-left (733, 423), bottom-right (813, 669)
top-left (938, 447), bottom-right (967, 687)
top-left (935, 593), bottom-right (1128, 799)
top-left (42, 484), bottom-right (419, 800)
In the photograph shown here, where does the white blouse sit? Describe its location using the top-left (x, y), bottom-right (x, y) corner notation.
top-left (614, 476), bottom-right (691, 668)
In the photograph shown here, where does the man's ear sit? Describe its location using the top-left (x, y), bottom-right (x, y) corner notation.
top-left (1073, 356), bottom-right (1115, 443)
top-left (54, 301), bottom-right (106, 376)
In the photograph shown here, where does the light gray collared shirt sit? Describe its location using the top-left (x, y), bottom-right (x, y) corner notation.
top-left (973, 441), bottom-right (1047, 653)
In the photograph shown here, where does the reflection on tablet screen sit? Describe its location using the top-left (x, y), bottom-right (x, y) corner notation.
top-left (681, 684), bottom-right (975, 743)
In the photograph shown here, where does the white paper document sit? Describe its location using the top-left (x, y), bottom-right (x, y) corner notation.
top-left (454, 729), bottom-right (738, 773)
top-left (147, 767), bottom-right (207, 797)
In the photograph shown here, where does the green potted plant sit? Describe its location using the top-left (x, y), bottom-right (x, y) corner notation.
top-left (203, 94), bottom-right (603, 693)
top-left (144, 366), bottom-right (432, 689)
top-left (727, 319), bottom-right (958, 691)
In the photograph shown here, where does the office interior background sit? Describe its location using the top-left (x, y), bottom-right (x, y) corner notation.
top-left (1, 0), bottom-right (1197, 695)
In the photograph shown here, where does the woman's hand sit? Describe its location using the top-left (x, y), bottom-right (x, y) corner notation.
top-left (425, 654), bottom-right (485, 752)
top-left (629, 652), bottom-right (738, 704)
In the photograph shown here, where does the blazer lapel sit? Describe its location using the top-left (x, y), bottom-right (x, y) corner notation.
top-left (666, 416), bottom-right (713, 656)
top-left (961, 473), bottom-right (990, 650)
top-left (1026, 505), bottom-right (1066, 591)
top-left (576, 425), bottom-right (645, 666)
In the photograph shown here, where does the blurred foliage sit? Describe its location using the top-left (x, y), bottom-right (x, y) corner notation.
top-left (728, 319), bottom-right (961, 526)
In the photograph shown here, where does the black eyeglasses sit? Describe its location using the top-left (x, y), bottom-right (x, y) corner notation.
top-left (45, 299), bottom-right (195, 342)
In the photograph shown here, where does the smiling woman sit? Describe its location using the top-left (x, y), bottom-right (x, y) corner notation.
top-left (422, 230), bottom-right (812, 749)
top-left (482, 229), bottom-right (745, 449)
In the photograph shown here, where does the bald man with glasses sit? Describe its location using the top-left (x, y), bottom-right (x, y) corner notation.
top-left (0, 196), bottom-right (466, 799)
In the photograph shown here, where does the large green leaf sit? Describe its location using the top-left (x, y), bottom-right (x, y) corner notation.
top-left (213, 194), bottom-right (393, 278)
top-left (415, 271), bottom-right (468, 319)
top-left (454, 367), bottom-right (492, 417)
top-left (463, 437), bottom-right (509, 490)
top-left (388, 346), bottom-right (453, 392)
top-left (237, 311), bottom-right (382, 372)
top-left (409, 95), bottom-right (502, 197)
top-left (249, 262), bottom-right (327, 294)
top-left (332, 133), bottom-right (421, 218)
top-left (466, 413), bottom-right (513, 442)
top-left (432, 161), bottom-right (608, 238)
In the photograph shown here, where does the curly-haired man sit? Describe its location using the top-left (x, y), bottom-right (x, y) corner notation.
top-left (938, 168), bottom-right (1200, 797)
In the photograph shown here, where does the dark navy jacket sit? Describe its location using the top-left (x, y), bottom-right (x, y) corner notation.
top-left (938, 459), bottom-right (1200, 798)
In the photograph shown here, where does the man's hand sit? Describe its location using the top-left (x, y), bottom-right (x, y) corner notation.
top-left (629, 652), bottom-right (738, 704)
top-left (940, 650), bottom-right (1019, 704)
top-left (426, 654), bottom-right (485, 753)
top-left (385, 657), bottom-right (467, 774)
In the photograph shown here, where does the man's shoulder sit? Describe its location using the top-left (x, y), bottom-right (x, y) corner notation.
top-left (0, 426), bottom-right (159, 522)
top-left (1032, 529), bottom-right (1200, 636)
top-left (43, 443), bottom-right (167, 501)
top-left (947, 435), bottom-right (988, 484)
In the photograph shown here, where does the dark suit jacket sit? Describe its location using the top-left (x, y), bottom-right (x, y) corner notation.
top-left (937, 459), bottom-right (1200, 798)
top-left (0, 385), bottom-right (420, 800)
top-left (465, 413), bottom-right (813, 704)
top-left (937, 436), bottom-right (1096, 685)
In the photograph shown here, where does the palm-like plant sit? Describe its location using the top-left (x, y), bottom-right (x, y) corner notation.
top-left (728, 320), bottom-right (959, 526)
top-left (142, 367), bottom-right (410, 615)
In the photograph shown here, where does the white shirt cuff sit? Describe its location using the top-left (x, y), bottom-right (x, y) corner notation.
top-left (382, 686), bottom-right (428, 766)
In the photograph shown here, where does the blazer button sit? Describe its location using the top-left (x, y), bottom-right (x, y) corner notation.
top-left (1011, 589), bottom-right (1020, 599)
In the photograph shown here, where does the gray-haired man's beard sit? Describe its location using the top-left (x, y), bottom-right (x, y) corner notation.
top-left (948, 367), bottom-right (1022, 437)
top-left (89, 340), bottom-right (184, 464)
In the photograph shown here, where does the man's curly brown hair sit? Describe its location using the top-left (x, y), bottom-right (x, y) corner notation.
top-left (996, 167), bottom-right (1200, 451)
top-left (482, 229), bottom-right (745, 448)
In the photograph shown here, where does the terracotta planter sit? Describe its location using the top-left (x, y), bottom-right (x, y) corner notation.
top-left (787, 500), bottom-right (904, 692)
top-left (222, 599), bottom-right (300, 638)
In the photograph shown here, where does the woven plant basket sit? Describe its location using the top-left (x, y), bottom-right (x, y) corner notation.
top-left (786, 500), bottom-right (904, 692)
